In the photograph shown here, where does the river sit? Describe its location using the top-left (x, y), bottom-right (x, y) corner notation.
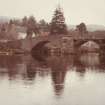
top-left (0, 53), bottom-right (105, 105)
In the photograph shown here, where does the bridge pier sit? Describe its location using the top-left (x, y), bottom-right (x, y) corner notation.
top-left (21, 38), bottom-right (33, 53)
top-left (61, 37), bottom-right (74, 54)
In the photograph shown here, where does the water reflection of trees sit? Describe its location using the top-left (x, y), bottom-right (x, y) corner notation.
top-left (32, 54), bottom-right (74, 96)
top-left (99, 54), bottom-right (105, 71)
top-left (48, 55), bottom-right (73, 96)
top-left (0, 53), bottom-right (105, 77)
top-left (26, 62), bottom-right (37, 81)
top-left (0, 53), bottom-right (105, 95)
top-left (73, 54), bottom-right (86, 77)
top-left (0, 55), bottom-right (23, 80)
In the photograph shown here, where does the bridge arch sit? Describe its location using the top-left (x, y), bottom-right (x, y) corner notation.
top-left (74, 40), bottom-right (101, 52)
top-left (31, 40), bottom-right (50, 55)
top-left (80, 41), bottom-right (100, 51)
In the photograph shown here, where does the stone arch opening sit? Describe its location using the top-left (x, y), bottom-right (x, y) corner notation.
top-left (80, 40), bottom-right (100, 52)
top-left (31, 40), bottom-right (50, 56)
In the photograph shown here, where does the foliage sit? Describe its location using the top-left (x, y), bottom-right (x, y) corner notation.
top-left (76, 23), bottom-right (88, 35)
top-left (50, 6), bottom-right (68, 35)
top-left (21, 16), bottom-right (40, 37)
top-left (38, 19), bottom-right (50, 32)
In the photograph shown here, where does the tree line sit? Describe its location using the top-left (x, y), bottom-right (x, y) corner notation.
top-left (0, 6), bottom-right (88, 40)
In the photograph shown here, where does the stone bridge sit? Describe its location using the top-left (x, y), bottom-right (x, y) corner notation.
top-left (20, 35), bottom-right (73, 52)
top-left (6, 32), bottom-right (105, 53)
top-left (73, 34), bottom-right (105, 51)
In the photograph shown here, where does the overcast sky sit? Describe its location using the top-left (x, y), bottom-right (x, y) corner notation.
top-left (0, 0), bottom-right (105, 25)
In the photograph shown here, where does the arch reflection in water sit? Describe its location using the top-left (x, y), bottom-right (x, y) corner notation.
top-left (79, 53), bottom-right (100, 68)
top-left (32, 54), bottom-right (74, 96)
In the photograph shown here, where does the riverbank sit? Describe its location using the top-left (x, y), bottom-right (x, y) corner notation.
top-left (0, 46), bottom-right (104, 56)
top-left (0, 49), bottom-right (28, 55)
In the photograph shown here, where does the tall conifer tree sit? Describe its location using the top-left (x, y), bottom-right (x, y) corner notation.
top-left (50, 6), bottom-right (68, 35)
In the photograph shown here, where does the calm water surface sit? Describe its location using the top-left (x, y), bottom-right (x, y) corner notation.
top-left (0, 53), bottom-right (105, 105)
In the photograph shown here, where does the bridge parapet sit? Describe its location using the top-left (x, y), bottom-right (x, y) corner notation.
top-left (73, 33), bottom-right (105, 40)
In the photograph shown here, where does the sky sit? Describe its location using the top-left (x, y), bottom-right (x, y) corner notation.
top-left (0, 0), bottom-right (105, 25)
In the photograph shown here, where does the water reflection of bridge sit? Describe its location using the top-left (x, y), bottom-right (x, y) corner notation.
top-left (0, 54), bottom-right (105, 95)
top-left (6, 32), bottom-right (105, 53)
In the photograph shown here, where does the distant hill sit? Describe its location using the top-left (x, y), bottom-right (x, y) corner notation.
top-left (0, 16), bottom-right (10, 23)
top-left (87, 25), bottom-right (105, 31)
top-left (68, 24), bottom-right (105, 32)
top-left (68, 25), bottom-right (76, 30)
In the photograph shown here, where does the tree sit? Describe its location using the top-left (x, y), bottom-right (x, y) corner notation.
top-left (0, 24), bottom-right (7, 39)
top-left (26, 16), bottom-right (39, 38)
top-left (22, 16), bottom-right (28, 26)
top-left (76, 22), bottom-right (87, 35)
top-left (38, 19), bottom-right (49, 32)
top-left (7, 20), bottom-right (18, 40)
top-left (50, 6), bottom-right (68, 35)
top-left (12, 19), bottom-right (21, 26)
